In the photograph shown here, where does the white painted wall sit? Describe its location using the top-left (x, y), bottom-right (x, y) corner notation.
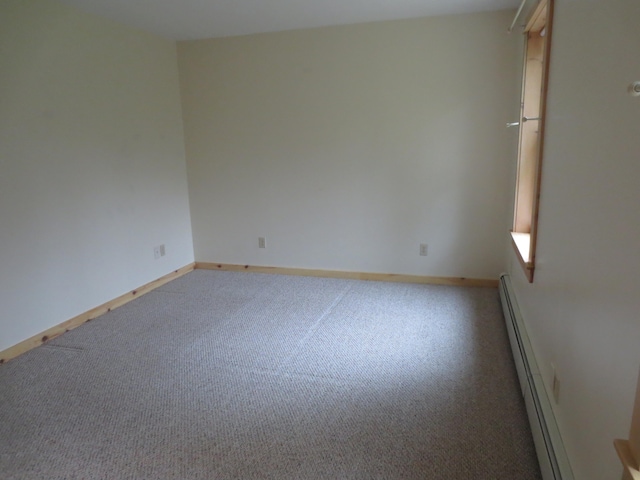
top-left (507, 1), bottom-right (640, 478)
top-left (6, 1), bottom-right (636, 475)
top-left (0, 0), bottom-right (194, 352)
top-left (178, 11), bottom-right (519, 279)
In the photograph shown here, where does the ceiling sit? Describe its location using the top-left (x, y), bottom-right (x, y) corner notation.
top-left (56, 0), bottom-right (521, 41)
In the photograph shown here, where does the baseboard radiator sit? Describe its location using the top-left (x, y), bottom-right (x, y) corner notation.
top-left (498, 274), bottom-right (574, 480)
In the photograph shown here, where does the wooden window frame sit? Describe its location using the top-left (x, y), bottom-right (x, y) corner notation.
top-left (511, 0), bottom-right (554, 283)
top-left (614, 368), bottom-right (640, 480)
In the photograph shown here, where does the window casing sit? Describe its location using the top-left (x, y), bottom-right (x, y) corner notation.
top-left (511, 0), bottom-right (553, 283)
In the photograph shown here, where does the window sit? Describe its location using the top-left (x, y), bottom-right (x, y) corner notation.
top-left (511, 0), bottom-right (553, 283)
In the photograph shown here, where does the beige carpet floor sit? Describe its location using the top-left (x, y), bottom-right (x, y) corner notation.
top-left (0, 270), bottom-right (541, 479)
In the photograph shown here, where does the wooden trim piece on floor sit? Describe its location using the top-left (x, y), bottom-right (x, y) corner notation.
top-left (614, 439), bottom-right (640, 480)
top-left (195, 262), bottom-right (499, 288)
top-left (615, 367), bottom-right (640, 480)
top-left (0, 263), bottom-right (195, 365)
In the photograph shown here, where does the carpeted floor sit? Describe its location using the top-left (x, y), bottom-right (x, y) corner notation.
top-left (0, 270), bottom-right (541, 479)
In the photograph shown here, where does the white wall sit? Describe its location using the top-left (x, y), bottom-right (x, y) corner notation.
top-left (178, 11), bottom-right (518, 279)
top-left (507, 0), bottom-right (640, 478)
top-left (0, 0), bottom-right (194, 352)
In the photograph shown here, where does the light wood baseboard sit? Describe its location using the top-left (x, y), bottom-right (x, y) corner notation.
top-left (195, 262), bottom-right (498, 288)
top-left (614, 439), bottom-right (640, 480)
top-left (1, 261), bottom-right (496, 364)
top-left (0, 263), bottom-right (195, 364)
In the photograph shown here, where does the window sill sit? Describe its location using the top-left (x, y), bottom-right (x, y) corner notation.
top-left (511, 232), bottom-right (535, 283)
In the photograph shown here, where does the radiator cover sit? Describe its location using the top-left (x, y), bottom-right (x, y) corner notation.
top-left (498, 274), bottom-right (574, 480)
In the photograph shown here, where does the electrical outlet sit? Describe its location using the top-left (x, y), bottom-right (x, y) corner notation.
top-left (419, 243), bottom-right (428, 256)
top-left (258, 237), bottom-right (266, 249)
top-left (153, 244), bottom-right (166, 260)
top-left (551, 363), bottom-right (560, 404)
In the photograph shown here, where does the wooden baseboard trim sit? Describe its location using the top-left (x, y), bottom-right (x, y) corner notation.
top-left (0, 263), bottom-right (195, 365)
top-left (614, 439), bottom-right (640, 480)
top-left (1, 262), bottom-right (495, 364)
top-left (195, 262), bottom-right (498, 288)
